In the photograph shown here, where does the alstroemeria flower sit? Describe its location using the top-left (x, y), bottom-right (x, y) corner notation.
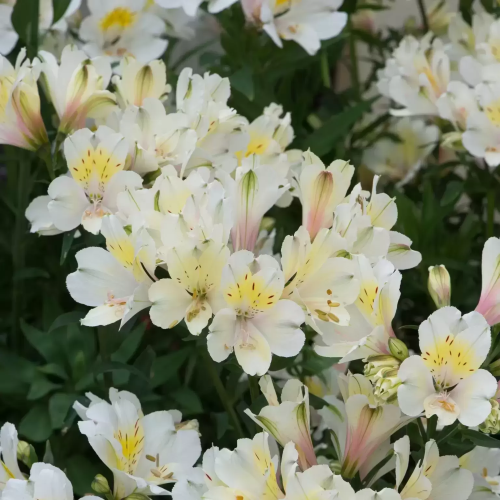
top-left (395, 436), bottom-right (473, 500)
top-left (314, 256), bottom-right (401, 363)
top-left (74, 388), bottom-right (201, 499)
top-left (149, 240), bottom-right (230, 335)
top-left (245, 376), bottom-right (317, 471)
top-left (154, 0), bottom-right (237, 16)
top-left (0, 423), bottom-right (24, 489)
top-left (0, 50), bottom-right (48, 151)
top-left (67, 215), bottom-right (155, 327)
top-left (2, 463), bottom-right (76, 500)
top-left (229, 156), bottom-right (288, 252)
top-left (460, 446), bottom-right (500, 499)
top-left (203, 432), bottom-right (284, 500)
top-left (298, 151), bottom-right (354, 240)
top-left (281, 225), bottom-right (359, 333)
top-left (80, 0), bottom-right (168, 64)
top-left (25, 196), bottom-right (63, 236)
top-left (207, 250), bottom-right (305, 376)
top-left (37, 45), bottom-right (116, 134)
top-left (398, 307), bottom-right (496, 427)
top-left (47, 126), bottom-right (142, 234)
top-left (475, 237), bottom-right (500, 326)
top-left (319, 373), bottom-right (411, 480)
top-left (112, 56), bottom-right (170, 108)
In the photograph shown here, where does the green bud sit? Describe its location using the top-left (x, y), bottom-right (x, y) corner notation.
top-left (373, 368), bottom-right (401, 405)
top-left (388, 338), bottom-right (409, 361)
top-left (92, 474), bottom-right (111, 494)
top-left (125, 494), bottom-right (151, 500)
top-left (428, 265), bottom-right (451, 309)
top-left (17, 441), bottom-right (37, 468)
top-left (364, 355), bottom-right (400, 381)
top-left (479, 399), bottom-right (500, 435)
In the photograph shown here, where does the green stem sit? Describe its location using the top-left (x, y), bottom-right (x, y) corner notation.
top-left (98, 327), bottom-right (113, 391)
top-left (417, 417), bottom-right (427, 443)
top-left (249, 376), bottom-right (259, 402)
top-left (320, 50), bottom-right (331, 89)
top-left (202, 349), bottom-right (245, 438)
top-left (11, 156), bottom-right (30, 352)
top-left (348, 16), bottom-right (360, 99)
top-left (487, 189), bottom-right (495, 238)
top-left (416, 0), bottom-right (429, 32)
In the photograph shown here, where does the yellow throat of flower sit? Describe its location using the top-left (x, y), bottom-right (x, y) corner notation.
top-left (485, 98), bottom-right (500, 126)
top-left (100, 7), bottom-right (136, 32)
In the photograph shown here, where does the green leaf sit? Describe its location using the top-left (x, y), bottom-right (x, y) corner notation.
top-left (112, 323), bottom-right (146, 363)
top-left (21, 319), bottom-right (61, 363)
top-left (172, 387), bottom-right (203, 415)
top-left (214, 412), bottom-right (229, 439)
top-left (27, 377), bottom-right (61, 400)
top-left (11, 0), bottom-right (34, 45)
top-left (38, 363), bottom-right (68, 380)
top-left (52, 0), bottom-right (72, 25)
top-left (301, 98), bottom-right (375, 156)
top-left (19, 404), bottom-right (52, 442)
top-left (49, 311), bottom-right (85, 332)
top-left (93, 361), bottom-right (150, 381)
top-left (66, 455), bottom-right (107, 497)
top-left (230, 67), bottom-right (254, 101)
top-left (43, 440), bottom-right (54, 464)
top-left (441, 180), bottom-right (463, 207)
top-left (462, 429), bottom-right (500, 448)
top-left (49, 392), bottom-right (77, 429)
top-left (151, 348), bottom-right (191, 388)
top-left (60, 229), bottom-right (76, 265)
top-left (269, 354), bottom-right (298, 371)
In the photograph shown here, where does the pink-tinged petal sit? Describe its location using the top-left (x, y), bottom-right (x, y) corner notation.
top-left (476, 237), bottom-right (500, 325)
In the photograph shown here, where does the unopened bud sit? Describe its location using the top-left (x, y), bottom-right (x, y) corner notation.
top-left (373, 368), bottom-right (401, 405)
top-left (364, 355), bottom-right (400, 382)
top-left (479, 399), bottom-right (500, 434)
top-left (175, 419), bottom-right (200, 433)
top-left (388, 338), bottom-right (409, 361)
top-left (92, 474), bottom-right (110, 494)
top-left (17, 440), bottom-right (36, 468)
top-left (428, 265), bottom-right (451, 309)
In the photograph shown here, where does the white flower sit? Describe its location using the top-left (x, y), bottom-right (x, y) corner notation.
top-left (80, 0), bottom-right (168, 64)
top-left (47, 126), bottom-right (141, 234)
top-left (377, 34), bottom-right (450, 116)
top-left (2, 463), bottom-right (74, 500)
top-left (397, 307), bottom-right (497, 427)
top-left (318, 373), bottom-right (410, 480)
top-left (314, 256), bottom-right (402, 363)
top-left (395, 436), bottom-right (473, 500)
top-left (207, 250), bottom-right (305, 376)
top-left (66, 215), bottom-right (155, 327)
top-left (25, 196), bottom-right (63, 236)
top-left (74, 388), bottom-right (202, 499)
top-left (0, 423), bottom-right (24, 489)
top-left (203, 432), bottom-right (284, 500)
top-left (245, 376), bottom-right (317, 470)
top-left (436, 81), bottom-right (478, 131)
top-left (154, 0), bottom-right (237, 16)
top-left (460, 447), bottom-right (500, 500)
top-left (0, 50), bottom-right (48, 151)
top-left (259, 0), bottom-right (348, 56)
top-left (476, 237), bottom-right (500, 326)
top-left (37, 45), bottom-right (116, 134)
top-left (281, 225), bottom-right (359, 333)
top-left (228, 156), bottom-right (288, 252)
top-left (362, 118), bottom-right (439, 186)
top-left (112, 56), bottom-right (170, 108)
top-left (297, 151), bottom-right (354, 240)
top-left (149, 240), bottom-right (230, 335)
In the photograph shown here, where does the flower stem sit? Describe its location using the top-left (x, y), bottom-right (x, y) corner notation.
top-left (11, 154), bottom-right (30, 353)
top-left (249, 375), bottom-right (259, 402)
top-left (417, 416), bottom-right (427, 443)
top-left (320, 50), bottom-right (331, 89)
top-left (98, 327), bottom-right (113, 391)
top-left (487, 189), bottom-right (495, 238)
top-left (416, 0), bottom-right (429, 32)
top-left (201, 349), bottom-right (245, 438)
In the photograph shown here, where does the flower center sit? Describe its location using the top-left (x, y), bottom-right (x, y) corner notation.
top-left (100, 8), bottom-right (136, 31)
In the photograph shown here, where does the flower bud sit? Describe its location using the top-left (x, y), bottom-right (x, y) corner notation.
top-left (388, 338), bottom-right (409, 361)
top-left (373, 368), bottom-right (401, 405)
top-left (479, 399), bottom-right (500, 435)
top-left (17, 440), bottom-right (36, 468)
top-left (125, 494), bottom-right (150, 500)
top-left (428, 265), bottom-right (451, 309)
top-left (364, 355), bottom-right (400, 382)
top-left (175, 419), bottom-right (200, 433)
top-left (92, 474), bottom-right (111, 494)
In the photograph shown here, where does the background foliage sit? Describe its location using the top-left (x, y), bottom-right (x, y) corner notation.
top-left (1, 0), bottom-right (499, 494)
